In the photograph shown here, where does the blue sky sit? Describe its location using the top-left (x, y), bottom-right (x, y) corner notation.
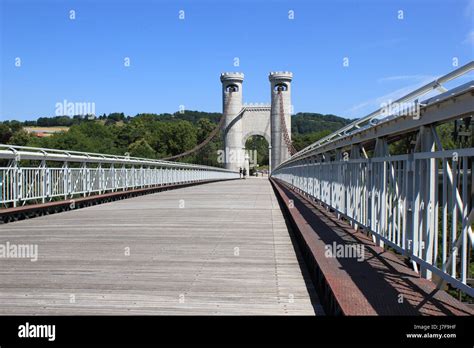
top-left (1, 0), bottom-right (473, 121)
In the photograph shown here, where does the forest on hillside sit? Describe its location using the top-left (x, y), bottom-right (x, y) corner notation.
top-left (0, 111), bottom-right (352, 167)
top-left (1, 111), bottom-right (467, 168)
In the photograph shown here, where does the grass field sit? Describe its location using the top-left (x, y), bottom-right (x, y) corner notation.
top-left (24, 126), bottom-right (69, 133)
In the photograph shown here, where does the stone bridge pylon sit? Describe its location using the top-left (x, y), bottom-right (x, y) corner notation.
top-left (220, 71), bottom-right (293, 173)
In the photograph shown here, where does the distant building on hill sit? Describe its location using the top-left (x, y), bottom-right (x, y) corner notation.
top-left (24, 127), bottom-right (69, 138)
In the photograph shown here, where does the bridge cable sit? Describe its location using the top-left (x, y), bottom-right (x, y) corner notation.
top-left (278, 89), bottom-right (297, 155)
top-left (162, 89), bottom-right (296, 161)
top-left (160, 92), bottom-right (233, 161)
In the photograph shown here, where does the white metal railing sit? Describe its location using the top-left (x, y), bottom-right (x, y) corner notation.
top-left (0, 145), bottom-right (239, 207)
top-left (273, 149), bottom-right (474, 295)
top-left (292, 61), bottom-right (474, 161)
top-left (272, 63), bottom-right (474, 297)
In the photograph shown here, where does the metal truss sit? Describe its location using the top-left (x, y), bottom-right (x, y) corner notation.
top-left (0, 144), bottom-right (239, 208)
top-left (272, 62), bottom-right (474, 296)
top-left (291, 61), bottom-right (474, 160)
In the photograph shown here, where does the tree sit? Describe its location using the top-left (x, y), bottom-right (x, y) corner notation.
top-left (107, 113), bottom-right (126, 123)
top-left (0, 124), bottom-right (12, 143)
top-left (292, 113), bottom-right (351, 134)
top-left (166, 121), bottom-right (197, 156)
top-left (245, 135), bottom-right (269, 166)
top-left (128, 139), bottom-right (156, 158)
top-left (193, 118), bottom-right (222, 166)
top-left (6, 120), bottom-right (23, 133)
top-left (196, 118), bottom-right (215, 143)
top-left (292, 130), bottom-right (332, 151)
top-left (8, 129), bottom-right (32, 146)
top-left (1, 111), bottom-right (356, 166)
top-left (149, 121), bottom-right (197, 157)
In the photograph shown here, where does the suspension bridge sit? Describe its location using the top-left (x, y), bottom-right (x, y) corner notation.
top-left (0, 63), bottom-right (473, 316)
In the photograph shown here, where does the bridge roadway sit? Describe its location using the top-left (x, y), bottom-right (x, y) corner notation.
top-left (0, 178), bottom-right (323, 315)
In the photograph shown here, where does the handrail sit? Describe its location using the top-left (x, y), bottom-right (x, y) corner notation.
top-left (290, 61), bottom-right (474, 162)
top-left (271, 63), bottom-right (474, 297)
top-left (0, 144), bottom-right (235, 172)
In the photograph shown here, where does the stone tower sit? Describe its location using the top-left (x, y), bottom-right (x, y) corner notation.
top-left (220, 71), bottom-right (293, 173)
top-left (220, 72), bottom-right (244, 172)
top-left (269, 71), bottom-right (292, 171)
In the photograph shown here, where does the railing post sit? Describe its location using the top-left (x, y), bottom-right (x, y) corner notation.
top-left (419, 126), bottom-right (436, 280)
top-left (367, 158), bottom-right (373, 236)
top-left (98, 163), bottom-right (103, 194)
top-left (81, 163), bottom-right (87, 197)
top-left (110, 164), bottom-right (115, 192)
top-left (405, 153), bottom-right (416, 265)
top-left (335, 150), bottom-right (342, 219)
top-left (373, 138), bottom-right (388, 248)
top-left (13, 158), bottom-right (20, 208)
top-left (350, 145), bottom-right (361, 230)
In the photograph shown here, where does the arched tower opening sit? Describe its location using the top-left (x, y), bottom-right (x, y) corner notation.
top-left (225, 84), bottom-right (239, 93)
top-left (245, 134), bottom-right (270, 176)
top-left (273, 83), bottom-right (288, 92)
top-left (220, 71), bottom-right (293, 174)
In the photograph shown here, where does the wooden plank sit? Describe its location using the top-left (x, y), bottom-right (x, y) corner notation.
top-left (0, 178), bottom-right (322, 315)
top-left (0, 179), bottom-right (229, 219)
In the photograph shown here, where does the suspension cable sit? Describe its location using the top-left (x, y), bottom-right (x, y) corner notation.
top-left (161, 92), bottom-right (233, 161)
top-left (278, 89), bottom-right (297, 155)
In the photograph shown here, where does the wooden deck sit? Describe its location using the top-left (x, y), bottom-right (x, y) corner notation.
top-left (0, 178), bottom-right (323, 315)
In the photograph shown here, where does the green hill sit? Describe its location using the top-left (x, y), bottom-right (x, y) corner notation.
top-left (0, 111), bottom-right (353, 166)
